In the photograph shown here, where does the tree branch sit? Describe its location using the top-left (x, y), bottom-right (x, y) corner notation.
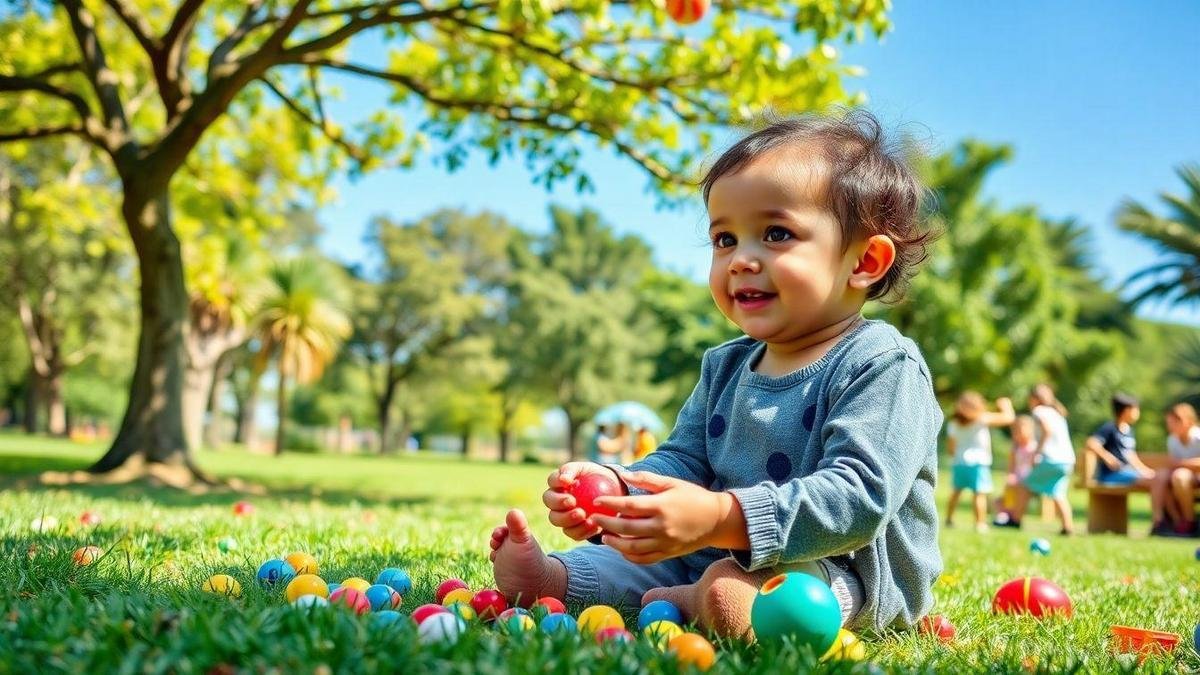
top-left (160, 0), bottom-right (208, 115)
top-left (60, 0), bottom-right (130, 149)
top-left (281, 2), bottom-right (476, 59)
top-left (0, 74), bottom-right (94, 122)
top-left (0, 125), bottom-right (86, 143)
top-left (26, 62), bottom-right (84, 80)
top-left (208, 0), bottom-right (267, 80)
top-left (258, 75), bottom-right (366, 164)
top-left (101, 0), bottom-right (158, 56)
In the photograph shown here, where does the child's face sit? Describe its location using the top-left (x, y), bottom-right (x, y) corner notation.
top-left (1123, 405), bottom-right (1141, 424)
top-left (1013, 423), bottom-right (1032, 444)
top-left (706, 146), bottom-right (863, 344)
top-left (1166, 413), bottom-right (1182, 435)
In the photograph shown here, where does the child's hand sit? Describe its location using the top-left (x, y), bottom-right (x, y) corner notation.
top-left (542, 462), bottom-right (620, 541)
top-left (589, 471), bottom-right (744, 565)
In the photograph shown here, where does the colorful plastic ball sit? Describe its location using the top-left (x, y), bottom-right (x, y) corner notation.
top-left (992, 577), bottom-right (1073, 618)
top-left (216, 536), bottom-right (238, 554)
top-left (202, 574), bottom-right (242, 598)
top-left (442, 588), bottom-right (474, 607)
top-left (639, 599), bottom-right (684, 630)
top-left (1194, 623), bottom-right (1200, 652)
top-left (326, 582), bottom-right (341, 596)
top-left (375, 568), bottom-right (412, 595)
top-left (668, 633), bottom-right (716, 671)
top-left (566, 473), bottom-right (622, 518)
top-left (750, 572), bottom-right (841, 652)
top-left (501, 613), bottom-right (537, 633)
top-left (255, 559), bottom-right (297, 587)
top-left (79, 511), bottom-right (101, 527)
top-left (329, 587), bottom-right (371, 615)
top-left (822, 629), bottom-right (866, 661)
top-left (292, 594), bottom-right (329, 609)
top-left (917, 614), bottom-right (956, 642)
top-left (447, 601), bottom-right (477, 622)
top-left (72, 546), bottom-right (103, 566)
top-left (595, 627), bottom-right (634, 644)
top-left (418, 612), bottom-right (467, 645)
top-left (365, 584), bottom-right (403, 611)
top-left (532, 597), bottom-right (567, 616)
top-left (666, 0), bottom-right (709, 25)
top-left (540, 613), bottom-right (578, 633)
top-left (470, 589), bottom-right (508, 621)
top-left (285, 552), bottom-right (318, 575)
top-left (643, 620), bottom-right (685, 650)
top-left (30, 516), bottom-right (58, 532)
top-left (232, 501), bottom-right (254, 516)
top-left (1030, 538), bottom-right (1051, 556)
top-left (498, 607), bottom-right (532, 621)
top-left (412, 603), bottom-right (450, 626)
top-left (285, 574), bottom-right (329, 603)
top-left (436, 578), bottom-right (469, 604)
top-left (370, 610), bottom-right (405, 629)
top-left (341, 577), bottom-right (371, 593)
top-left (1193, 546), bottom-right (1200, 561)
top-left (578, 605), bottom-right (625, 634)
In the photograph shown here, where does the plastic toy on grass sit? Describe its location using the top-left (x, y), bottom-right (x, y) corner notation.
top-left (669, 633), bottom-right (715, 671)
top-left (566, 473), bottom-right (622, 518)
top-left (30, 516), bottom-right (58, 532)
top-left (822, 629), bottom-right (866, 661)
top-left (329, 587), bottom-right (371, 615)
top-left (1110, 625), bottom-right (1180, 660)
top-left (419, 612), bottom-right (467, 644)
top-left (638, 599), bottom-right (684, 630)
top-left (232, 501), bottom-right (254, 516)
top-left (501, 613), bottom-right (537, 634)
top-left (992, 577), bottom-right (1073, 618)
top-left (1030, 538), bottom-right (1051, 556)
top-left (365, 584), bottom-right (403, 611)
top-left (285, 574), bottom-right (329, 603)
top-left (446, 602), bottom-right (476, 622)
top-left (578, 605), bottom-right (624, 633)
top-left (216, 537), bottom-right (238, 554)
top-left (595, 627), bottom-right (634, 644)
top-left (340, 577), bottom-right (371, 593)
top-left (642, 620), bottom-right (684, 650)
top-left (436, 578), bottom-right (469, 604)
top-left (375, 568), bottom-right (412, 595)
top-left (917, 614), bottom-right (956, 642)
top-left (370, 610), bottom-right (406, 629)
top-left (285, 552), bottom-right (318, 575)
top-left (202, 574), bottom-right (242, 598)
top-left (750, 572), bottom-right (841, 653)
top-left (412, 604), bottom-right (450, 626)
top-left (442, 588), bottom-right (474, 607)
top-left (255, 559), bottom-right (297, 587)
top-left (291, 594), bottom-right (329, 609)
top-left (532, 597), bottom-right (567, 616)
top-left (470, 589), bottom-right (508, 621)
top-left (79, 511), bottom-right (102, 527)
top-left (540, 613), bottom-right (578, 633)
top-left (72, 546), bottom-right (102, 566)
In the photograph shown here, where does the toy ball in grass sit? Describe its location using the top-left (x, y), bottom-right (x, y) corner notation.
top-left (821, 628), bottom-right (866, 661)
top-left (370, 610), bottom-right (406, 629)
top-left (30, 516), bottom-right (58, 532)
top-left (79, 511), bottom-right (101, 527)
top-left (419, 612), bottom-right (467, 645)
top-left (595, 627), bottom-right (635, 644)
top-left (286, 575), bottom-right (329, 603)
top-left (292, 594), bottom-right (329, 609)
top-left (285, 552), bottom-right (318, 575)
top-left (666, 0), bottom-right (709, 25)
top-left (497, 608), bottom-right (532, 622)
top-left (1194, 546), bottom-right (1200, 561)
top-left (669, 633), bottom-right (716, 671)
top-left (365, 584), bottom-right (403, 611)
top-left (643, 620), bottom-right (684, 650)
top-left (639, 599), bottom-right (684, 630)
top-left (256, 559), bottom-right (297, 587)
top-left (917, 614), bottom-right (956, 642)
top-left (232, 501), bottom-right (254, 516)
top-left (72, 546), bottom-right (103, 566)
top-left (470, 589), bottom-right (508, 621)
top-left (329, 587), bottom-right (371, 615)
top-left (202, 574), bottom-right (242, 598)
top-left (578, 605), bottom-right (625, 634)
top-left (436, 578), bottom-right (469, 604)
top-left (447, 602), bottom-right (477, 622)
top-left (216, 537), bottom-right (238, 554)
top-left (341, 577), bottom-right (371, 593)
top-left (566, 473), bottom-right (622, 518)
top-left (326, 582), bottom-right (341, 596)
top-left (992, 577), bottom-right (1073, 618)
top-left (501, 613), bottom-right (537, 633)
top-left (540, 613), bottom-right (578, 633)
top-left (412, 604), bottom-right (450, 626)
top-left (1194, 624), bottom-right (1200, 652)
top-left (532, 597), bottom-right (567, 616)
top-left (443, 589), bottom-right (474, 607)
top-left (1030, 538), bottom-right (1051, 556)
top-left (375, 568), bottom-right (412, 595)
top-left (750, 572), bottom-right (841, 652)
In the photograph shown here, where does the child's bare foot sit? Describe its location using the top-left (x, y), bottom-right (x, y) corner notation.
top-left (489, 509), bottom-right (568, 607)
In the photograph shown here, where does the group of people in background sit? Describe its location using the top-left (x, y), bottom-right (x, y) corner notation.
top-left (944, 383), bottom-right (1200, 537)
top-left (587, 422), bottom-right (658, 465)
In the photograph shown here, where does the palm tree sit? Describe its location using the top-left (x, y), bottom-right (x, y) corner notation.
top-left (252, 258), bottom-right (351, 455)
top-left (1116, 164), bottom-right (1200, 307)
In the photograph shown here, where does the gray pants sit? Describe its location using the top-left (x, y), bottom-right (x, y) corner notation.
top-left (549, 545), bottom-right (864, 625)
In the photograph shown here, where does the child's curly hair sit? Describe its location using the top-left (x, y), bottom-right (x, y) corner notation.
top-left (700, 110), bottom-right (936, 301)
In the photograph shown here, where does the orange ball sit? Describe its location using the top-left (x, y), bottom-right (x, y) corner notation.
top-left (72, 545), bottom-right (102, 566)
top-left (285, 552), bottom-right (318, 575)
top-left (669, 633), bottom-right (716, 671)
top-left (666, 0), bottom-right (709, 25)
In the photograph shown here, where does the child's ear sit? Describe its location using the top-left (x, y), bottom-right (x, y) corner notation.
top-left (849, 235), bottom-right (896, 291)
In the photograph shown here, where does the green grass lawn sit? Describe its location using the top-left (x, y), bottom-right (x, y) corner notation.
top-left (1, 432), bottom-right (1198, 673)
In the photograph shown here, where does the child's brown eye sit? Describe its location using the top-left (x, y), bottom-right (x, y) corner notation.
top-left (713, 232), bottom-right (735, 248)
top-left (765, 226), bottom-right (793, 243)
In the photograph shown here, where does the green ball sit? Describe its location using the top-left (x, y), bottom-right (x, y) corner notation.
top-left (217, 536), bottom-right (237, 553)
top-left (750, 572), bottom-right (841, 653)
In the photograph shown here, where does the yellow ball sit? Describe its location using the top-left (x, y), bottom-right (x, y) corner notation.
top-left (447, 601), bottom-right (477, 621)
top-left (643, 620), bottom-right (685, 650)
top-left (285, 552), bottom-right (319, 575)
top-left (578, 605), bottom-right (624, 634)
top-left (202, 574), bottom-right (242, 598)
top-left (285, 574), bottom-right (329, 603)
top-left (503, 614), bottom-right (537, 633)
top-left (442, 588), bottom-right (474, 606)
top-left (341, 577), bottom-right (371, 592)
top-left (821, 628), bottom-right (866, 661)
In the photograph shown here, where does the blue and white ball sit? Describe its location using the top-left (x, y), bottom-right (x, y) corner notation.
top-left (638, 599), bottom-right (684, 630)
top-left (375, 568), bottom-right (412, 595)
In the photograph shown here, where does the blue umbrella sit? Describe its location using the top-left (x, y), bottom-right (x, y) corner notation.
top-left (593, 401), bottom-right (664, 432)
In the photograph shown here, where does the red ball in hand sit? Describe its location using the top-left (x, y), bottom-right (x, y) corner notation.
top-left (993, 577), bottom-right (1073, 619)
top-left (566, 473), bottom-right (622, 518)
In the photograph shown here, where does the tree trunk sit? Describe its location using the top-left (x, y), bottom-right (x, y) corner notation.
top-left (89, 189), bottom-right (195, 474)
top-left (274, 369), bottom-right (287, 456)
top-left (399, 408), bottom-right (413, 452)
top-left (23, 367), bottom-right (40, 434)
top-left (181, 361), bottom-right (211, 452)
top-left (498, 417), bottom-right (512, 463)
top-left (44, 371), bottom-right (66, 437)
top-left (460, 425), bottom-right (471, 458)
top-left (204, 353), bottom-right (233, 449)
top-left (235, 367), bottom-right (261, 447)
top-left (376, 380), bottom-right (397, 454)
top-left (566, 412), bottom-right (582, 461)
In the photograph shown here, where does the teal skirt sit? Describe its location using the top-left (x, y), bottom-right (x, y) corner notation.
top-left (1024, 461), bottom-right (1074, 498)
top-left (951, 464), bottom-right (993, 493)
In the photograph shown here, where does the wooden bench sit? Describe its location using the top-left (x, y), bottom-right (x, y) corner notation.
top-left (1079, 451), bottom-right (1176, 535)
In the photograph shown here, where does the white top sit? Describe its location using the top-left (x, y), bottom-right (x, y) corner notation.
top-left (1032, 405), bottom-right (1075, 464)
top-left (947, 420), bottom-right (991, 466)
top-left (1168, 427), bottom-right (1200, 461)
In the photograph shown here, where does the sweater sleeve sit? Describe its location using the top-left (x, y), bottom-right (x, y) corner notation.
top-left (623, 351), bottom-right (716, 488)
top-left (727, 348), bottom-right (940, 570)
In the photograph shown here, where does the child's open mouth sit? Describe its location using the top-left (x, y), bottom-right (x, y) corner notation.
top-left (733, 289), bottom-right (776, 310)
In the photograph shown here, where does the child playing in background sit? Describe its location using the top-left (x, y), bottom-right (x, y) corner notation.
top-left (993, 415), bottom-right (1037, 526)
top-left (1086, 393), bottom-right (1154, 487)
top-left (999, 384), bottom-right (1076, 535)
top-left (488, 111), bottom-right (944, 636)
top-left (944, 392), bottom-right (1014, 532)
top-left (1151, 402), bottom-right (1200, 536)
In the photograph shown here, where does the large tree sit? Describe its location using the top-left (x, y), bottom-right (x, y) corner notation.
top-left (0, 0), bottom-right (889, 480)
top-left (1117, 164), bottom-right (1200, 308)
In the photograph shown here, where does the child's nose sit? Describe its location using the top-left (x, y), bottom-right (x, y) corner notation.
top-left (728, 249), bottom-right (761, 274)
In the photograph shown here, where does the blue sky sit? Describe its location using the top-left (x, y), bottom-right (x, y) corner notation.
top-left (316, 2), bottom-right (1200, 325)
